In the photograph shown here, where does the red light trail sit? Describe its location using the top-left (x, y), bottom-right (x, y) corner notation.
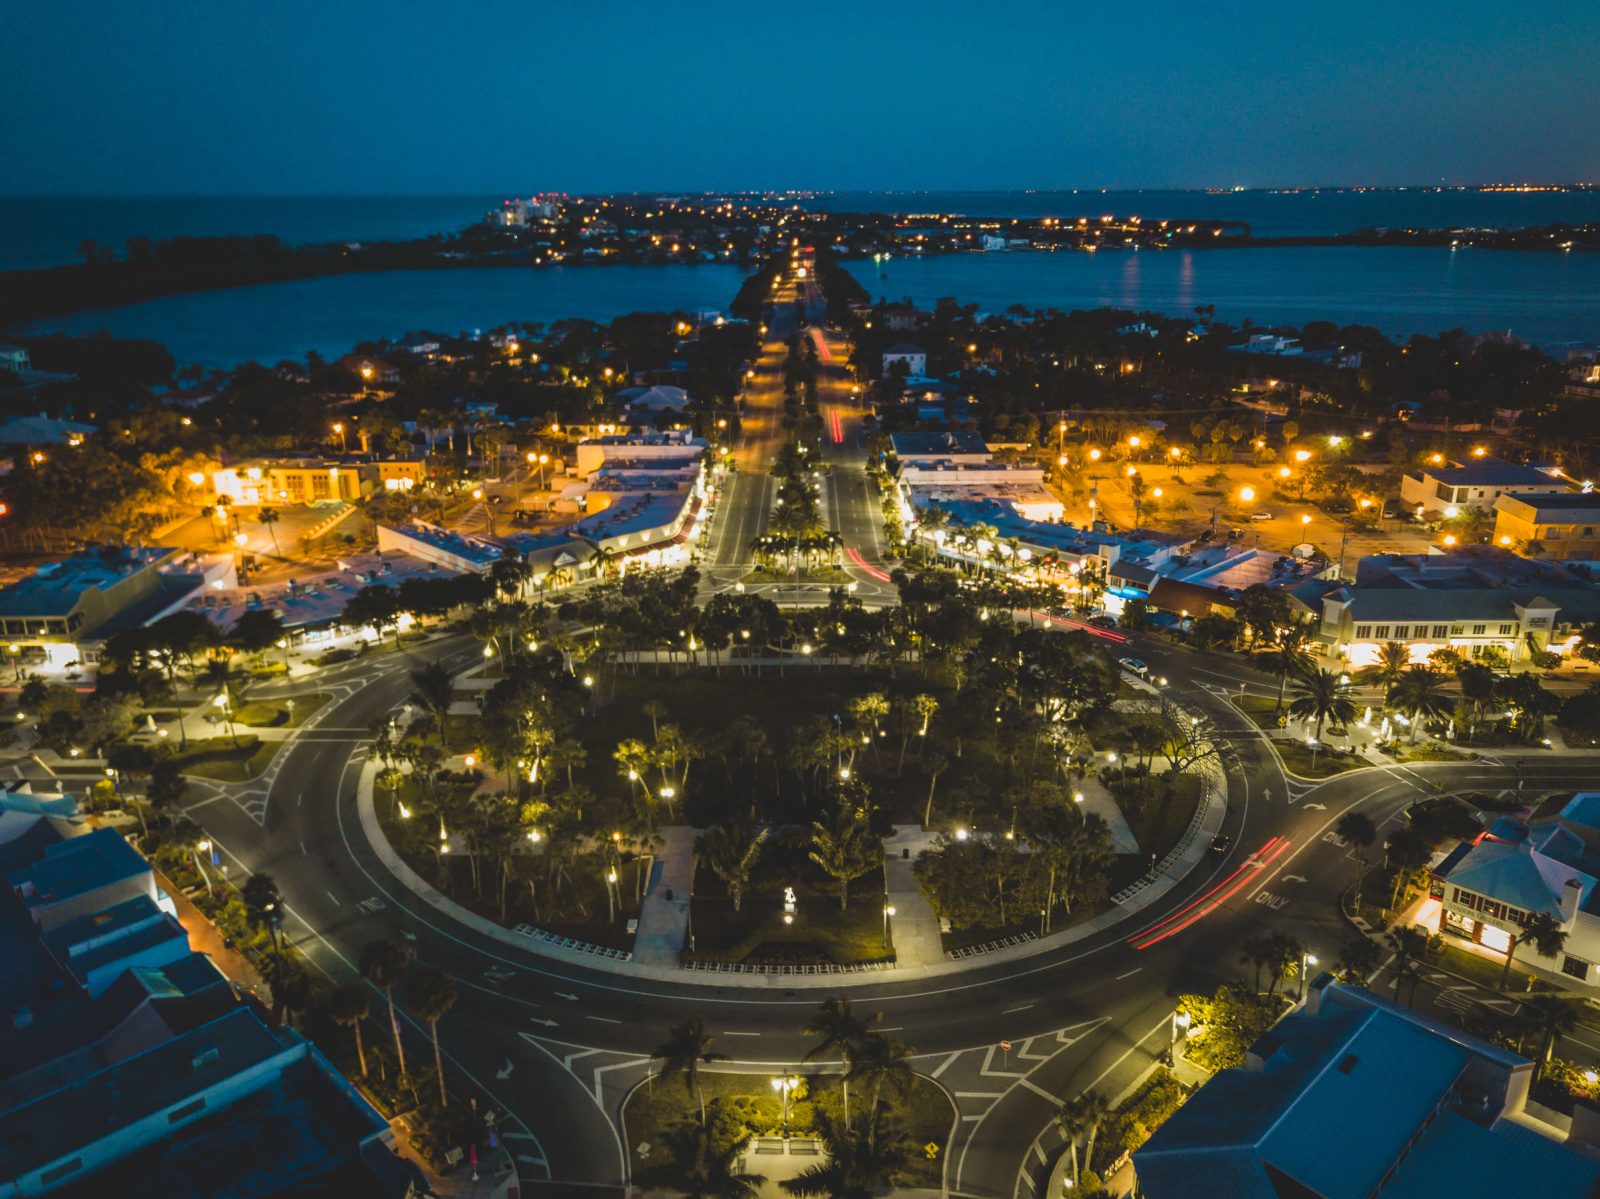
top-left (1127, 836), bottom-right (1291, 951)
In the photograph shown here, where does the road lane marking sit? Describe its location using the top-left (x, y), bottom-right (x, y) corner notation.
top-left (1003, 1003), bottom-right (1033, 1014)
top-left (326, 891), bottom-right (340, 906)
top-left (1116, 968), bottom-right (1142, 980)
top-left (586, 1015), bottom-right (622, 1025)
top-left (931, 1051), bottom-right (962, 1079)
top-left (723, 1031), bottom-right (760, 1037)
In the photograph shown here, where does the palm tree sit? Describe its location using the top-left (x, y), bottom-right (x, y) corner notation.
top-left (1385, 926), bottom-right (1429, 1005)
top-left (408, 663), bottom-right (455, 744)
top-left (1077, 1091), bottom-right (1112, 1182)
top-left (1389, 667), bottom-right (1452, 743)
top-left (655, 1018), bottom-right (726, 1123)
top-left (1239, 934), bottom-right (1276, 993)
top-left (781, 1110), bottom-right (909, 1199)
top-left (1521, 994), bottom-right (1580, 1078)
top-left (328, 983), bottom-right (372, 1078)
top-left (694, 821), bottom-right (767, 912)
top-left (1054, 1096), bottom-right (1090, 1188)
top-left (847, 1032), bottom-right (915, 1149)
top-left (1335, 810), bottom-right (1378, 910)
top-left (1500, 911), bottom-right (1568, 989)
top-left (1384, 826), bottom-right (1432, 912)
top-left (1263, 932), bottom-right (1304, 997)
top-left (404, 963), bottom-right (458, 1106)
top-left (804, 997), bottom-right (877, 1124)
top-left (1256, 631), bottom-right (1318, 716)
top-left (360, 939), bottom-right (415, 1079)
top-left (1333, 939), bottom-right (1381, 986)
top-left (257, 506), bottom-right (282, 556)
top-left (1356, 641), bottom-right (1410, 703)
top-left (808, 804), bottom-right (881, 911)
top-left (638, 1103), bottom-right (764, 1199)
top-left (1288, 668), bottom-right (1357, 741)
top-left (241, 872), bottom-right (282, 950)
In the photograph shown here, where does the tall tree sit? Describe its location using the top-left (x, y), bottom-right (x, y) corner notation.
top-left (1256, 631), bottom-right (1317, 716)
top-left (803, 997), bottom-right (877, 1125)
top-left (1335, 810), bottom-right (1378, 910)
top-left (808, 803), bottom-right (882, 911)
top-left (1288, 668), bottom-right (1357, 740)
top-left (1500, 911), bottom-right (1568, 989)
top-left (328, 983), bottom-right (372, 1078)
top-left (404, 964), bottom-right (459, 1106)
top-left (694, 821), bottom-right (767, 912)
top-left (360, 939), bottom-right (415, 1079)
top-left (655, 1018), bottom-right (726, 1123)
top-left (638, 1104), bottom-right (764, 1199)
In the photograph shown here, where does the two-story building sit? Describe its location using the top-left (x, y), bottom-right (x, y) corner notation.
top-left (1432, 802), bottom-right (1600, 994)
top-left (1400, 457), bottom-right (1564, 517)
top-left (210, 457), bottom-right (423, 506)
top-left (881, 343), bottom-right (927, 377)
top-left (1494, 492), bottom-right (1600, 559)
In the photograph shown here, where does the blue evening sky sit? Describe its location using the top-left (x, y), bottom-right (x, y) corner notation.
top-left (5, 0), bottom-right (1598, 194)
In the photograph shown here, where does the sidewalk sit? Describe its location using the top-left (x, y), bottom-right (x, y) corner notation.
top-left (1076, 778), bottom-right (1140, 854)
top-left (357, 759), bottom-right (1232, 988)
top-left (884, 826), bottom-right (944, 967)
top-left (633, 825), bottom-right (695, 966)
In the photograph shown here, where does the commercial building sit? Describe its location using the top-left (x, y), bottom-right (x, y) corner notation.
top-left (211, 457), bottom-right (423, 506)
top-left (572, 430), bottom-right (705, 479)
top-left (1134, 980), bottom-right (1600, 1198)
top-left (1430, 799), bottom-right (1600, 994)
top-left (1400, 457), bottom-right (1563, 517)
top-left (1312, 549), bottom-right (1600, 666)
top-left (889, 431), bottom-right (991, 467)
top-left (1495, 492), bottom-right (1600, 560)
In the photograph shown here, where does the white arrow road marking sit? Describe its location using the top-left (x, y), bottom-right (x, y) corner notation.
top-left (497, 1059), bottom-right (514, 1079)
top-left (1303, 802), bottom-right (1327, 810)
top-left (1282, 874), bottom-right (1309, 883)
top-left (555, 991), bottom-right (579, 1000)
top-left (529, 1018), bottom-right (557, 1028)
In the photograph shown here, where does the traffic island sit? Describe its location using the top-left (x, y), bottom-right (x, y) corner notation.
top-left (623, 1070), bottom-right (952, 1191)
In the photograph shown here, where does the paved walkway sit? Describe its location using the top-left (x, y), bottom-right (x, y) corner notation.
top-left (356, 759), bottom-right (1228, 987)
top-left (1075, 778), bottom-right (1139, 854)
top-left (633, 826), bottom-right (695, 966)
top-left (884, 826), bottom-right (945, 967)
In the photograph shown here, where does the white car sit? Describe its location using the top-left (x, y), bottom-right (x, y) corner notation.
top-left (1249, 511), bottom-right (1274, 522)
top-left (1119, 657), bottom-right (1150, 678)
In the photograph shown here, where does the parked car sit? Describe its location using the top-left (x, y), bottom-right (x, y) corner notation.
top-left (1118, 657), bottom-right (1150, 678)
top-left (1087, 614), bottom-right (1119, 630)
top-left (1249, 510), bottom-right (1274, 522)
top-left (1210, 835), bottom-right (1233, 854)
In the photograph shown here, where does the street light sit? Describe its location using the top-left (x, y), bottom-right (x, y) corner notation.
top-left (882, 903), bottom-right (896, 948)
top-left (771, 1074), bottom-right (799, 1137)
top-left (1238, 486), bottom-right (1255, 503)
top-left (1300, 952), bottom-right (1319, 1000)
top-left (1171, 1009), bottom-right (1191, 1047)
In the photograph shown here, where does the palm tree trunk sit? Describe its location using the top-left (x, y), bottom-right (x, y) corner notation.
top-left (387, 989), bottom-right (407, 1078)
top-left (432, 1022), bottom-right (448, 1106)
top-left (354, 1020), bottom-right (368, 1078)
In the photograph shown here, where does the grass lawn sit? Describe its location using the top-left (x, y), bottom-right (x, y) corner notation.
top-left (1122, 774), bottom-right (1205, 863)
top-left (1273, 739), bottom-right (1362, 779)
top-left (688, 841), bottom-right (890, 966)
top-left (1389, 743), bottom-right (1478, 763)
top-left (233, 691), bottom-right (331, 729)
top-left (623, 1069), bottom-right (953, 1188)
top-left (1232, 694), bottom-right (1285, 731)
top-left (170, 735), bottom-right (278, 782)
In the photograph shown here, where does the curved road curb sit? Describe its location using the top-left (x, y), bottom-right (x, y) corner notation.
top-left (356, 759), bottom-right (1231, 989)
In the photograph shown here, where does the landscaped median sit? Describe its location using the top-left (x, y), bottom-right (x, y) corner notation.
top-left (622, 1069), bottom-right (952, 1190)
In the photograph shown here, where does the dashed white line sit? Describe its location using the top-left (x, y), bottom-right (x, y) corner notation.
top-left (586, 1015), bottom-right (622, 1025)
top-left (1116, 968), bottom-right (1142, 980)
top-left (723, 1031), bottom-right (761, 1037)
top-left (326, 891), bottom-right (340, 906)
top-left (1003, 1003), bottom-right (1034, 1014)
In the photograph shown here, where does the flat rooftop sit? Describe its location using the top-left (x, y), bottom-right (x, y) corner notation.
top-left (569, 491), bottom-right (692, 542)
top-left (1418, 458), bottom-right (1562, 488)
top-left (1500, 491), bottom-right (1600, 514)
top-left (0, 548), bottom-right (176, 618)
top-left (10, 827), bottom-right (148, 910)
top-left (890, 431), bottom-right (989, 457)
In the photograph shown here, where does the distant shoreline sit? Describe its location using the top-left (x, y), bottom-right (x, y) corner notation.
top-left (3, 219), bottom-right (1595, 329)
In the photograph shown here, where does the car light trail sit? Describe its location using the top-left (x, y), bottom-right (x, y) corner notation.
top-left (1043, 612), bottom-right (1128, 643)
top-left (845, 546), bottom-right (892, 582)
top-left (1125, 837), bottom-right (1281, 944)
top-left (1129, 837), bottom-right (1291, 950)
top-left (828, 407), bottom-right (844, 443)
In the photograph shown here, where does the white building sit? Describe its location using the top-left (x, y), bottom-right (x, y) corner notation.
top-left (1399, 457), bottom-right (1563, 517)
top-left (881, 343), bottom-right (927, 376)
top-left (1432, 800), bottom-right (1600, 995)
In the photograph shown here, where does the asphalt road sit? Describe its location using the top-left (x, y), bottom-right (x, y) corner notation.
top-left (175, 619), bottom-right (1600, 1198)
top-left (174, 270), bottom-right (1600, 1197)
